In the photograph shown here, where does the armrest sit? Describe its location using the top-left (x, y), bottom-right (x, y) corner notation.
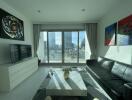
top-left (124, 83), bottom-right (132, 89)
top-left (123, 83), bottom-right (132, 100)
top-left (86, 59), bottom-right (97, 66)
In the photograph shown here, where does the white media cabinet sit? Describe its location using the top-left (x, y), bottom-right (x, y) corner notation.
top-left (0, 57), bottom-right (38, 92)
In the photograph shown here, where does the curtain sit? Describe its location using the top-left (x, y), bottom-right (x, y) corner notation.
top-left (85, 23), bottom-right (97, 59)
top-left (33, 24), bottom-right (41, 57)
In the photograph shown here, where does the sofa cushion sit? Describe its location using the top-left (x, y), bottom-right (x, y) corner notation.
top-left (101, 60), bottom-right (114, 71)
top-left (88, 64), bottom-right (113, 80)
top-left (123, 83), bottom-right (132, 100)
top-left (123, 66), bottom-right (132, 82)
top-left (111, 62), bottom-right (127, 78)
top-left (102, 73), bottom-right (121, 81)
top-left (97, 57), bottom-right (114, 71)
top-left (104, 79), bottom-right (125, 94)
top-left (97, 57), bottom-right (104, 63)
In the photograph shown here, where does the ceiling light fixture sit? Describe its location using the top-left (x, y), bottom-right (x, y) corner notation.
top-left (37, 10), bottom-right (41, 13)
top-left (81, 8), bottom-right (86, 12)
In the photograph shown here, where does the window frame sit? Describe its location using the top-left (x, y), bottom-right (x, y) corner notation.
top-left (41, 29), bottom-right (86, 65)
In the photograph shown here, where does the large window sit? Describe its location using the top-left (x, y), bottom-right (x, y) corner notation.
top-left (48, 32), bottom-right (62, 63)
top-left (39, 31), bottom-right (86, 63)
top-left (43, 32), bottom-right (48, 63)
top-left (64, 31), bottom-right (78, 63)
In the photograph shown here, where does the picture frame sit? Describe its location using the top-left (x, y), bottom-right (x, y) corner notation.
top-left (117, 15), bottom-right (132, 45)
top-left (105, 23), bottom-right (117, 46)
top-left (0, 8), bottom-right (24, 41)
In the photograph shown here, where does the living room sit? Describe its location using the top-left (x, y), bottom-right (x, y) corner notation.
top-left (0, 0), bottom-right (132, 100)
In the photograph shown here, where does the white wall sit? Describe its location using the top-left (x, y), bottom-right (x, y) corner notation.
top-left (97, 0), bottom-right (132, 65)
top-left (0, 0), bottom-right (34, 64)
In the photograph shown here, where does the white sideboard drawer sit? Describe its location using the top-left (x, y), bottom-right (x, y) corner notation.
top-left (0, 57), bottom-right (38, 92)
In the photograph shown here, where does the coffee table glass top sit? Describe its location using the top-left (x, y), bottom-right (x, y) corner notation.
top-left (40, 68), bottom-right (87, 96)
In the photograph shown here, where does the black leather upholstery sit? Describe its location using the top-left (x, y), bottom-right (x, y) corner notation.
top-left (111, 62), bottom-right (127, 78)
top-left (123, 83), bottom-right (132, 100)
top-left (86, 57), bottom-right (132, 100)
top-left (123, 67), bottom-right (132, 82)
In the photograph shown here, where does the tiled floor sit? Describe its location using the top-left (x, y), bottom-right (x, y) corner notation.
top-left (0, 67), bottom-right (50, 100)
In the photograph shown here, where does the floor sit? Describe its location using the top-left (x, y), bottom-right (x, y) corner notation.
top-left (0, 67), bottom-right (50, 100)
top-left (0, 66), bottom-right (111, 100)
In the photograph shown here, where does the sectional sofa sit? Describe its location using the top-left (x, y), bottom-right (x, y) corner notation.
top-left (86, 57), bottom-right (132, 100)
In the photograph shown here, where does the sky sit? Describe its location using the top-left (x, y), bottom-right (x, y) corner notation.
top-left (72, 31), bottom-right (85, 45)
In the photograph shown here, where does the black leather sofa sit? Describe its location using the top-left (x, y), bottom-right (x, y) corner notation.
top-left (86, 57), bottom-right (132, 100)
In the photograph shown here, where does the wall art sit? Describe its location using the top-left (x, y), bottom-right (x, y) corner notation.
top-left (105, 23), bottom-right (117, 46)
top-left (0, 8), bottom-right (24, 41)
top-left (117, 15), bottom-right (132, 45)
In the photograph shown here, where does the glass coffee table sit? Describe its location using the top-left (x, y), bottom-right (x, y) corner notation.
top-left (39, 68), bottom-right (87, 96)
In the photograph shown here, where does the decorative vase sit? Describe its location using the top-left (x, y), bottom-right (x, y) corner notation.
top-left (64, 70), bottom-right (69, 80)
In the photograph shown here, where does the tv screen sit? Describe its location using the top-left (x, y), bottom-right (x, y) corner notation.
top-left (10, 44), bottom-right (32, 63)
top-left (10, 44), bottom-right (20, 63)
top-left (20, 45), bottom-right (32, 60)
top-left (20, 45), bottom-right (28, 60)
top-left (26, 45), bottom-right (32, 57)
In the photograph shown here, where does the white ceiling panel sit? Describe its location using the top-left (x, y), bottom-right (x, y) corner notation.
top-left (3, 0), bottom-right (121, 23)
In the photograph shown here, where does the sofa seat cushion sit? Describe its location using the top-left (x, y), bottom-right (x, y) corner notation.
top-left (89, 64), bottom-right (108, 76)
top-left (90, 66), bottom-right (121, 80)
top-left (102, 73), bottom-right (122, 81)
top-left (103, 79), bottom-right (125, 94)
top-left (101, 60), bottom-right (114, 71)
top-left (97, 57), bottom-right (114, 71)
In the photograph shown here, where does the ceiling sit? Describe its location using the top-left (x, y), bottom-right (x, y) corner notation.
top-left (4, 0), bottom-right (120, 23)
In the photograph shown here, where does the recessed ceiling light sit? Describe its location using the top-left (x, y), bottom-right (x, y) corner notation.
top-left (81, 8), bottom-right (86, 12)
top-left (37, 10), bottom-right (41, 13)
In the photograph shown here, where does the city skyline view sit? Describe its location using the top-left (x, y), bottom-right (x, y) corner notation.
top-left (41, 31), bottom-right (86, 63)
top-left (43, 31), bottom-right (85, 47)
